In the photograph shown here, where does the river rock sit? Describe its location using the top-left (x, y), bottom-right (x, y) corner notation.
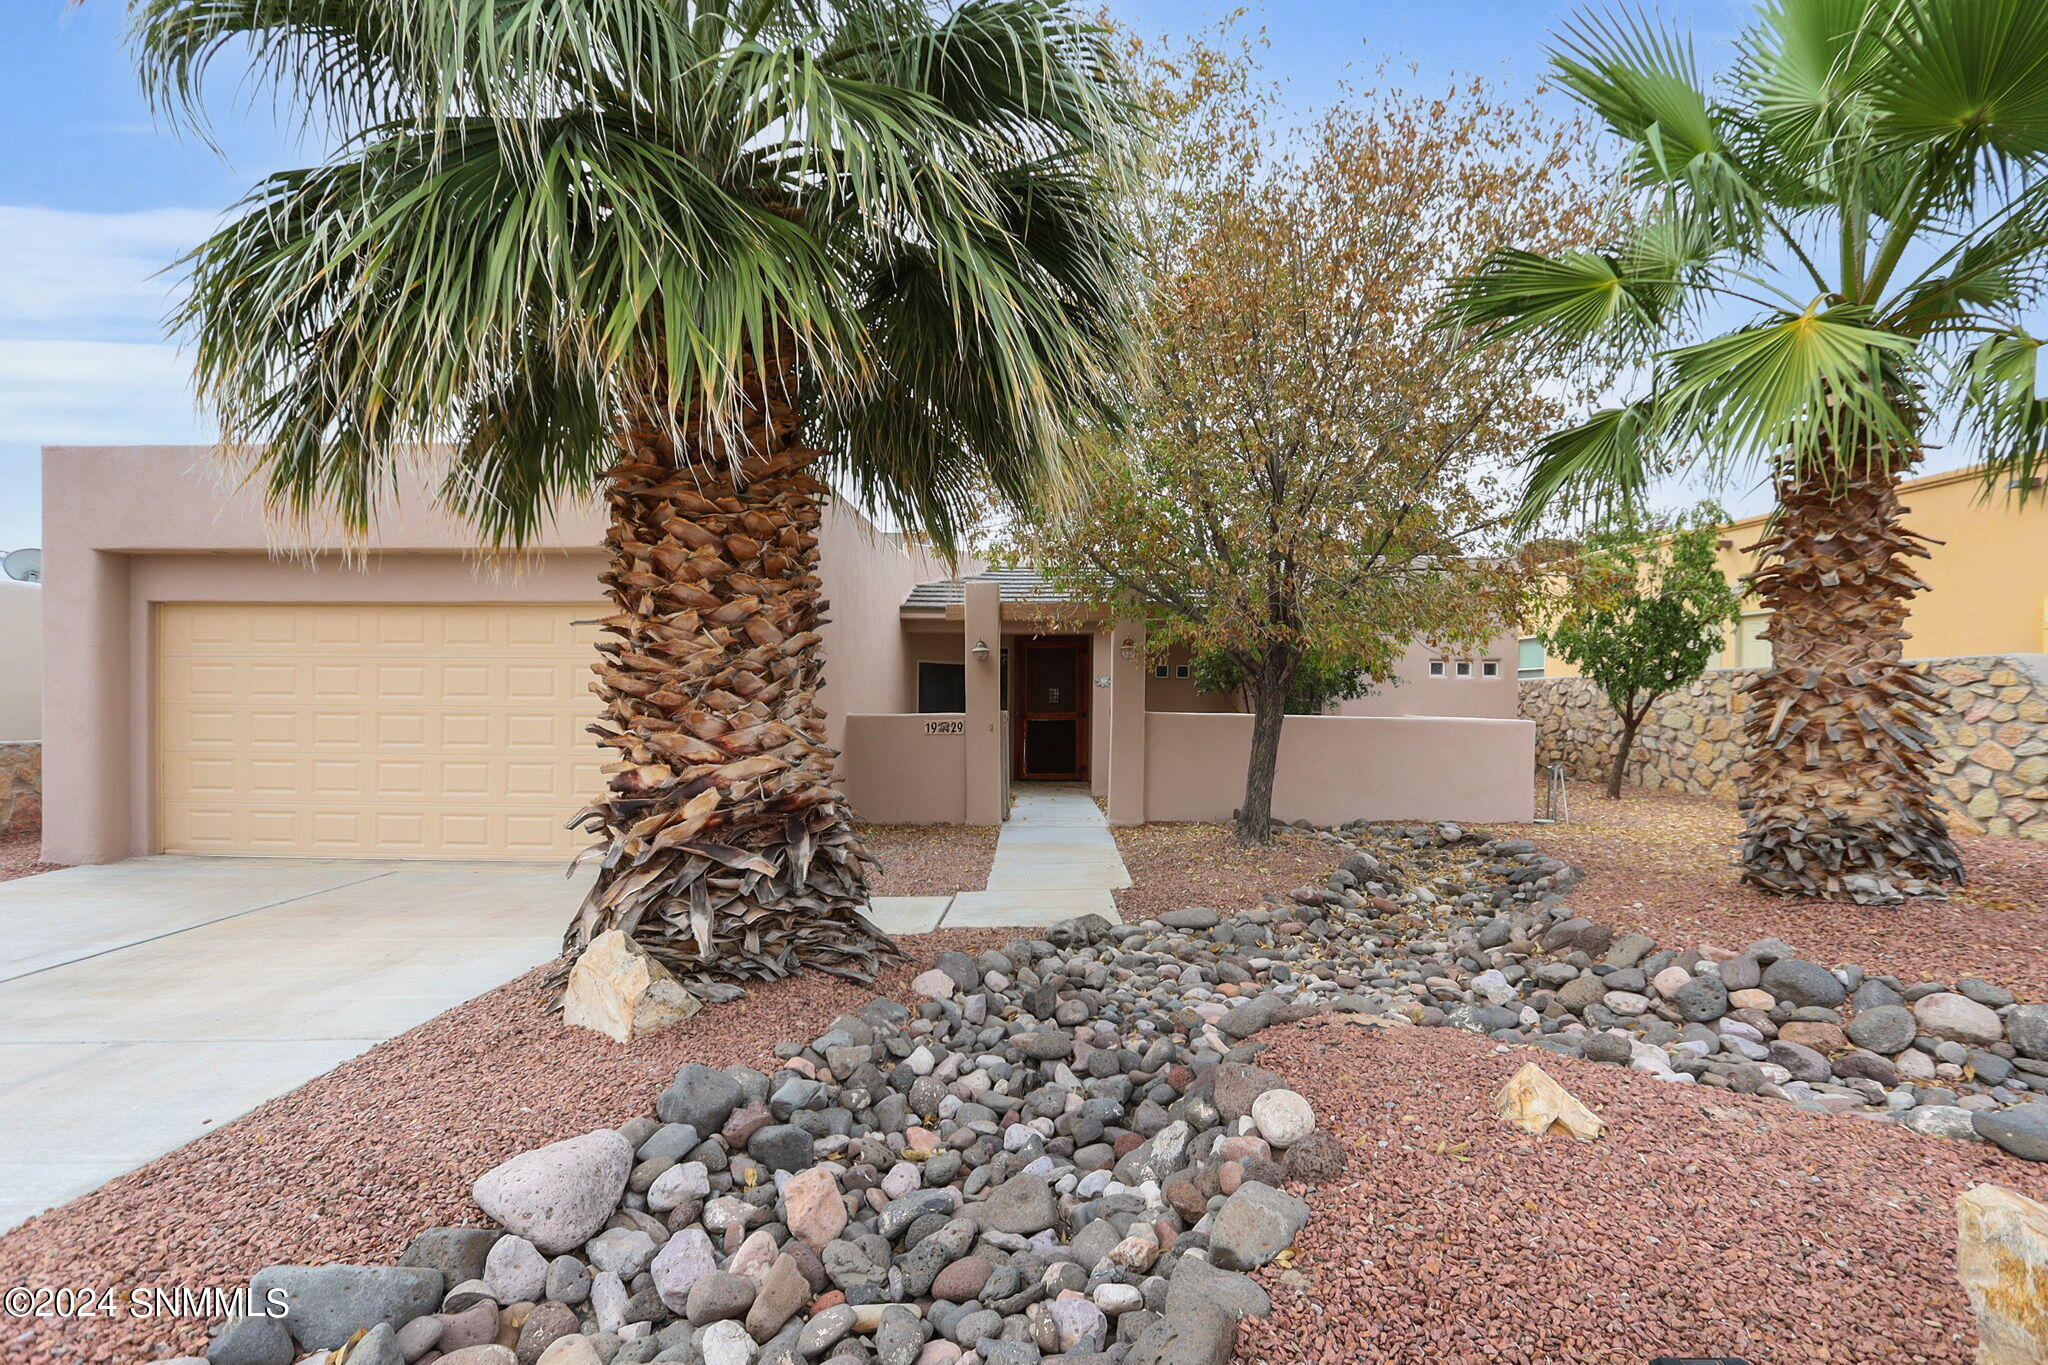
top-left (472, 1130), bottom-right (633, 1256)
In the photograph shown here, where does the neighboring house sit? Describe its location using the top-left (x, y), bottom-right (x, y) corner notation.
top-left (39, 446), bottom-right (1532, 865)
top-left (0, 580), bottom-right (38, 739)
top-left (1522, 462), bottom-right (2048, 677)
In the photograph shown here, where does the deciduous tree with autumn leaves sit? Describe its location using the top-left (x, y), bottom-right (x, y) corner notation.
top-left (1007, 38), bottom-right (1617, 844)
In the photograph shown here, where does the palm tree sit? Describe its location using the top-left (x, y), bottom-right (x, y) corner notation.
top-left (132, 0), bottom-right (1143, 990)
top-left (1446, 0), bottom-right (2048, 904)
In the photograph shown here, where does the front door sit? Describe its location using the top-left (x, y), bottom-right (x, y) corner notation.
top-left (1014, 636), bottom-right (1089, 781)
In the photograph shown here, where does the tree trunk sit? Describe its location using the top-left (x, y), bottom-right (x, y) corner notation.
top-left (1234, 665), bottom-right (1291, 846)
top-left (1606, 700), bottom-right (1643, 800)
top-left (559, 341), bottom-right (897, 997)
top-left (1737, 455), bottom-right (1963, 902)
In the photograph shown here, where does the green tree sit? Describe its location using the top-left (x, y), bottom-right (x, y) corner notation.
top-left (133, 0), bottom-right (1144, 990)
top-left (1446, 0), bottom-right (2048, 902)
top-left (1544, 508), bottom-right (1742, 799)
top-left (1005, 37), bottom-right (1612, 844)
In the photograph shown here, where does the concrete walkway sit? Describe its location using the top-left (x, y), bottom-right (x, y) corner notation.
top-left (867, 785), bottom-right (1130, 935)
top-left (0, 857), bottom-right (580, 1232)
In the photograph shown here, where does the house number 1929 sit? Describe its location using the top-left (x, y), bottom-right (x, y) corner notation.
top-left (924, 720), bottom-right (964, 735)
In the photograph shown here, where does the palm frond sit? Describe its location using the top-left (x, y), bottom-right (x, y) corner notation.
top-left (1870, 0), bottom-right (2048, 161)
top-left (144, 0), bottom-right (1144, 546)
top-left (1661, 306), bottom-right (1917, 474)
top-left (1516, 399), bottom-right (1667, 530)
top-left (1954, 328), bottom-right (2048, 504)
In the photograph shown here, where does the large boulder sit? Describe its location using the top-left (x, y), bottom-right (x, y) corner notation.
top-left (1957, 1184), bottom-right (2048, 1363)
top-left (1914, 992), bottom-right (2005, 1047)
top-left (561, 930), bottom-right (701, 1043)
top-left (248, 1265), bottom-right (443, 1352)
top-left (471, 1129), bottom-right (633, 1255)
top-left (1208, 1181), bottom-right (1310, 1272)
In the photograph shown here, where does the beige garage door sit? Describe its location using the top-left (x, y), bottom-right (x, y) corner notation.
top-left (157, 602), bottom-right (605, 859)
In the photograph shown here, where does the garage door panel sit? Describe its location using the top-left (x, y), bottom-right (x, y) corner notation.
top-left (158, 603), bottom-right (603, 859)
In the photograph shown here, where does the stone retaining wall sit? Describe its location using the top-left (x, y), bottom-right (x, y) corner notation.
top-left (2, 741), bottom-right (40, 834)
top-left (1520, 655), bottom-right (2048, 842)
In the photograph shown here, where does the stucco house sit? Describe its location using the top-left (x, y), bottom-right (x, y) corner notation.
top-left (38, 446), bottom-right (1532, 866)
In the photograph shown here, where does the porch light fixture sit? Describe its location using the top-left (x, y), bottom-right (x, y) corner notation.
top-left (971, 638), bottom-right (991, 661)
top-left (1118, 637), bottom-right (1136, 662)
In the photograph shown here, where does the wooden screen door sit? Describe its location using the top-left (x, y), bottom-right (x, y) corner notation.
top-left (1015, 636), bottom-right (1089, 781)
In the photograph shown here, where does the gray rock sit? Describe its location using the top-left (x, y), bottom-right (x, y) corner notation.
top-left (1671, 975), bottom-right (1728, 1023)
top-left (874, 1307), bottom-right (930, 1365)
top-left (658, 1065), bottom-right (747, 1133)
top-left (685, 1271), bottom-right (757, 1326)
top-left (1767, 1039), bottom-right (1829, 1084)
top-left (1218, 995), bottom-right (1282, 1040)
top-left (546, 1255), bottom-right (592, 1305)
top-left (1160, 908), bottom-right (1221, 930)
top-left (1845, 1005), bottom-right (1917, 1055)
top-left (2007, 1004), bottom-right (2048, 1060)
top-left (1901, 1105), bottom-right (1983, 1141)
top-left (398, 1228), bottom-right (502, 1293)
top-left (1973, 1104), bottom-right (2048, 1161)
top-left (1126, 1304), bottom-right (1239, 1365)
top-left (1716, 955), bottom-right (1761, 991)
top-left (746, 1124), bottom-right (814, 1173)
top-left (977, 1171), bottom-right (1058, 1235)
top-left (1759, 959), bottom-right (1845, 1009)
top-left (1207, 1182), bottom-right (1310, 1272)
top-left (1582, 1032), bottom-right (1632, 1065)
top-left (1913, 992), bottom-right (2004, 1047)
top-left (472, 1130), bottom-right (634, 1256)
top-left (345, 1323), bottom-right (404, 1365)
top-left (1958, 978), bottom-right (2016, 1009)
top-left (249, 1264), bottom-right (443, 1352)
top-left (484, 1235), bottom-right (549, 1302)
top-left (206, 1314), bottom-right (295, 1365)
top-left (650, 1229), bottom-right (720, 1313)
top-left (1020, 1032), bottom-right (1074, 1061)
top-left (1162, 1256), bottom-right (1269, 1320)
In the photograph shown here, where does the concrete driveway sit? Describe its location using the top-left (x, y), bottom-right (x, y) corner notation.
top-left (0, 857), bottom-right (584, 1232)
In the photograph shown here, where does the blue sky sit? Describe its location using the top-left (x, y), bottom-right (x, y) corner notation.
top-left (0, 0), bottom-right (1761, 552)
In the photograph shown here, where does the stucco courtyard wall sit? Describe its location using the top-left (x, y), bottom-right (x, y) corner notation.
top-left (1519, 655), bottom-right (2048, 841)
top-left (1142, 712), bottom-right (1535, 826)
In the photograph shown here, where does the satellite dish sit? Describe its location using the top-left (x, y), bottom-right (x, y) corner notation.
top-left (3, 549), bottom-right (40, 583)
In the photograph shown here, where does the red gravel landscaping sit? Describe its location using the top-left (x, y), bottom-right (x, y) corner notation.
top-left (0, 828), bottom-right (62, 884)
top-left (1110, 822), bottom-right (1336, 923)
top-left (858, 822), bottom-right (1000, 896)
top-left (1242, 1017), bottom-right (2048, 1365)
top-left (0, 930), bottom-right (1006, 1365)
top-left (1497, 780), bottom-right (2048, 999)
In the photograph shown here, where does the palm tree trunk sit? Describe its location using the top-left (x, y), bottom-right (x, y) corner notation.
top-left (1737, 455), bottom-right (1963, 902)
top-left (560, 340), bottom-right (896, 996)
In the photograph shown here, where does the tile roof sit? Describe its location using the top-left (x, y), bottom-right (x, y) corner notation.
top-left (901, 567), bottom-right (1079, 610)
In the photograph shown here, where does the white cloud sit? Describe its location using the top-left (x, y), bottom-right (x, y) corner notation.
top-left (0, 205), bottom-right (220, 342)
top-left (0, 340), bottom-right (209, 444)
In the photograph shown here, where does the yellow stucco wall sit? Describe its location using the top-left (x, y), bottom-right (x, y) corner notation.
top-left (1531, 464), bottom-right (2048, 677)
